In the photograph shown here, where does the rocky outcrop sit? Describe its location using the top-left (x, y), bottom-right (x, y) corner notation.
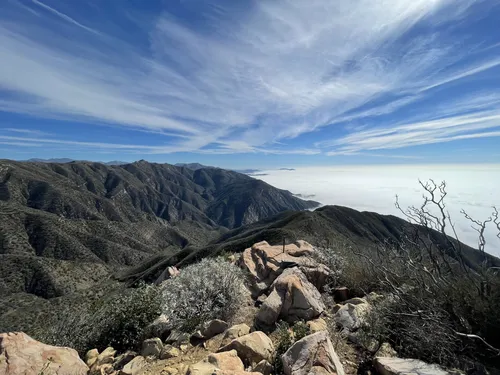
top-left (220, 323), bottom-right (251, 347)
top-left (256, 268), bottom-right (325, 328)
top-left (0, 332), bottom-right (88, 375)
top-left (282, 331), bottom-right (345, 375)
top-left (239, 240), bottom-right (329, 296)
top-left (218, 331), bottom-right (274, 366)
top-left (374, 357), bottom-right (450, 375)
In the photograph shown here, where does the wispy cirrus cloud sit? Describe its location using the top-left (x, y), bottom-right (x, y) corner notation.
top-left (0, 0), bottom-right (499, 158)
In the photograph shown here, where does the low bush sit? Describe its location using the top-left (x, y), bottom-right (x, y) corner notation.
top-left (35, 283), bottom-right (162, 354)
top-left (160, 257), bottom-right (246, 332)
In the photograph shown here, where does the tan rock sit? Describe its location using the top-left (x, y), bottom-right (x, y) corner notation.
top-left (343, 297), bottom-right (367, 305)
top-left (282, 331), bottom-right (345, 375)
top-left (194, 319), bottom-right (229, 339)
top-left (219, 331), bottom-right (274, 366)
top-left (307, 318), bottom-right (328, 334)
top-left (208, 350), bottom-right (245, 372)
top-left (253, 359), bottom-right (273, 375)
top-left (223, 324), bottom-right (251, 341)
top-left (187, 361), bottom-right (217, 375)
top-left (120, 356), bottom-right (147, 375)
top-left (256, 268), bottom-right (325, 328)
top-left (97, 347), bottom-right (117, 366)
top-left (86, 348), bottom-right (99, 367)
top-left (0, 332), bottom-right (88, 375)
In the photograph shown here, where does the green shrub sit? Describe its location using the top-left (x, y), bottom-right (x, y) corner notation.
top-left (36, 283), bottom-right (162, 354)
top-left (160, 257), bottom-right (246, 332)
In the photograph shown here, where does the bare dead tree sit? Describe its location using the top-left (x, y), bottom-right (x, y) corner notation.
top-left (354, 179), bottom-right (500, 364)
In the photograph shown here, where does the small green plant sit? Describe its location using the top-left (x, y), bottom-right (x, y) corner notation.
top-left (292, 320), bottom-right (310, 341)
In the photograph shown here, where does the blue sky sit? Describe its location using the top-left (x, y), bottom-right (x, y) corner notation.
top-left (1, 0), bottom-right (500, 169)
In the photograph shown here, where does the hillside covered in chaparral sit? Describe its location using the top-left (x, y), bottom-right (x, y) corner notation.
top-left (1, 160), bottom-right (500, 375)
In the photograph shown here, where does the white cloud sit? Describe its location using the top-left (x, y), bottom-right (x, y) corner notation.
top-left (0, 0), bottom-right (498, 154)
top-left (256, 165), bottom-right (500, 256)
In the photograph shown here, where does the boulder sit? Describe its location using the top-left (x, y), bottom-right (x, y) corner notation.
top-left (374, 357), bottom-right (450, 375)
top-left (218, 331), bottom-right (274, 366)
top-left (0, 332), bottom-right (89, 375)
top-left (282, 331), bottom-right (345, 375)
top-left (120, 356), bottom-right (147, 375)
top-left (307, 318), bottom-right (328, 334)
top-left (220, 323), bottom-right (251, 347)
top-left (141, 338), bottom-right (163, 358)
top-left (194, 319), bottom-right (229, 339)
top-left (238, 240), bottom-right (325, 296)
top-left (334, 302), bottom-right (370, 332)
top-left (253, 359), bottom-right (273, 375)
top-left (256, 268), bottom-right (325, 328)
top-left (160, 345), bottom-right (181, 360)
top-left (208, 350), bottom-right (245, 372)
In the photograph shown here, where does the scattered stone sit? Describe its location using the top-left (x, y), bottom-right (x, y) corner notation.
top-left (0, 332), bottom-right (89, 375)
top-left (375, 343), bottom-right (397, 358)
top-left (159, 345), bottom-right (181, 360)
top-left (141, 338), bottom-right (163, 358)
top-left (334, 302), bottom-right (370, 332)
top-left (374, 357), bottom-right (450, 375)
top-left (113, 351), bottom-right (137, 371)
top-left (219, 331), bottom-right (274, 366)
top-left (256, 268), bottom-right (325, 328)
top-left (194, 320), bottom-right (229, 340)
top-left (281, 331), bottom-right (345, 375)
top-left (97, 347), bottom-right (117, 366)
top-left (307, 318), bottom-right (328, 334)
top-left (253, 359), bottom-right (273, 375)
top-left (120, 356), bottom-right (147, 375)
top-left (86, 348), bottom-right (99, 367)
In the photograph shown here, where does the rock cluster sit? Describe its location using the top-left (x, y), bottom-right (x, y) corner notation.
top-left (0, 240), bottom-right (460, 375)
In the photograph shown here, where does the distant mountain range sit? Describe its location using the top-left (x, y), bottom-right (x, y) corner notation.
top-left (1, 158), bottom-right (498, 338)
top-left (27, 158), bottom-right (129, 165)
top-left (0, 159), bottom-right (317, 301)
